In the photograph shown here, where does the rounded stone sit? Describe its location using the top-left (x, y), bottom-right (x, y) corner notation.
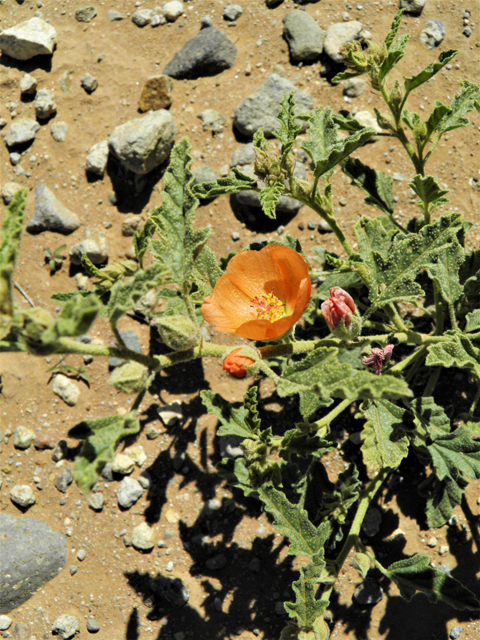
top-left (132, 522), bottom-right (155, 550)
top-left (116, 476), bottom-right (143, 509)
top-left (138, 75), bottom-right (173, 112)
top-left (14, 426), bottom-right (35, 450)
top-left (164, 1), bottom-right (184, 22)
top-left (52, 374), bottom-right (80, 406)
top-left (10, 485), bottom-right (36, 508)
top-left (51, 615), bottom-right (79, 640)
top-left (86, 618), bottom-right (100, 633)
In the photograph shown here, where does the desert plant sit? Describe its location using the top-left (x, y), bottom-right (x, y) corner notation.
top-left (44, 244), bottom-right (67, 275)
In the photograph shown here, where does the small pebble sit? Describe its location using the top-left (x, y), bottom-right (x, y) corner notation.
top-left (87, 618), bottom-right (100, 633)
top-left (77, 549), bottom-right (86, 561)
top-left (231, 231), bottom-right (240, 241)
top-left (70, 565), bottom-right (78, 575)
top-left (449, 627), bottom-right (463, 639)
top-left (307, 220), bottom-right (317, 230)
top-left (427, 536), bottom-right (437, 548)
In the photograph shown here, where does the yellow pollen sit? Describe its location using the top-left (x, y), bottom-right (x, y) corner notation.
top-left (251, 289), bottom-right (286, 322)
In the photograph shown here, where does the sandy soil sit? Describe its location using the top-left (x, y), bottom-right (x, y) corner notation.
top-left (1, 1), bottom-right (480, 639)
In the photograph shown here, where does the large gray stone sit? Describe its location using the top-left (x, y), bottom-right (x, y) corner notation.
top-left (163, 27), bottom-right (237, 79)
top-left (0, 17), bottom-right (57, 60)
top-left (233, 74), bottom-right (313, 138)
top-left (324, 20), bottom-right (363, 63)
top-left (26, 184), bottom-right (80, 235)
top-left (0, 514), bottom-right (67, 614)
top-left (108, 110), bottom-right (176, 175)
top-left (3, 119), bottom-right (39, 147)
top-left (283, 11), bottom-right (325, 62)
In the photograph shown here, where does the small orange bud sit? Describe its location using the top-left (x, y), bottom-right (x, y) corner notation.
top-left (223, 348), bottom-right (255, 378)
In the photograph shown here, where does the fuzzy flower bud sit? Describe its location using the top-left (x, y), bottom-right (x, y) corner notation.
top-left (223, 346), bottom-right (260, 378)
top-left (321, 287), bottom-right (362, 339)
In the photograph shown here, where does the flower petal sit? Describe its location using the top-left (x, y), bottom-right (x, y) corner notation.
top-left (227, 244), bottom-right (286, 301)
top-left (201, 273), bottom-right (254, 333)
top-left (270, 244), bottom-right (311, 312)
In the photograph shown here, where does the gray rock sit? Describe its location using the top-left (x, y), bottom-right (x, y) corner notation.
top-left (151, 14), bottom-right (167, 27)
top-left (3, 119), bottom-right (40, 147)
top-left (101, 463), bottom-right (113, 481)
top-left (200, 16), bottom-right (213, 28)
top-left (122, 215), bottom-right (144, 237)
top-left (0, 617), bottom-right (13, 631)
top-left (0, 513), bottom-right (67, 613)
top-left (146, 425), bottom-right (160, 439)
top-left (19, 73), bottom-right (37, 95)
top-left (234, 73), bottom-right (313, 138)
top-left (70, 229), bottom-right (109, 265)
top-left (164, 1), bottom-right (184, 22)
top-left (362, 507), bottom-right (382, 537)
top-left (10, 485), bottom-right (36, 509)
top-left (108, 110), bottom-right (176, 175)
top-left (449, 626), bottom-right (463, 639)
top-left (88, 492), bottom-right (104, 511)
top-left (75, 6), bottom-right (96, 22)
top-left (52, 374), bottom-right (81, 406)
top-left (283, 11), bottom-right (325, 62)
top-left (231, 143), bottom-right (255, 167)
top-left (51, 440), bottom-right (68, 462)
top-left (0, 17), bottom-right (57, 60)
top-left (132, 9), bottom-right (154, 27)
top-left (77, 549), bottom-right (86, 561)
top-left (14, 426), bottom-right (35, 449)
top-left (86, 618), bottom-right (100, 633)
top-left (54, 467), bottom-right (73, 493)
top-left (117, 476), bottom-right (143, 509)
top-left (107, 10), bottom-right (124, 22)
top-left (193, 165), bottom-right (219, 190)
top-left (353, 579), bottom-right (384, 605)
top-left (400, 0), bottom-right (426, 15)
top-left (85, 140), bottom-right (109, 176)
top-left (163, 27), bottom-right (237, 79)
top-left (11, 623), bottom-right (30, 640)
top-left (463, 27), bottom-right (472, 37)
top-left (420, 19), bottom-right (445, 48)
top-left (51, 615), bottom-right (79, 640)
top-left (223, 4), bottom-right (243, 21)
top-left (324, 20), bottom-right (363, 63)
top-left (27, 185), bottom-right (80, 235)
top-left (318, 218), bottom-right (333, 232)
top-left (2, 182), bottom-right (23, 205)
top-left (197, 109), bottom-right (226, 133)
top-left (108, 330), bottom-right (142, 368)
top-left (10, 152), bottom-right (22, 166)
top-left (150, 576), bottom-right (190, 606)
top-left (344, 77), bottom-right (366, 97)
top-left (206, 553), bottom-right (227, 570)
top-left (34, 89), bottom-right (56, 120)
top-left (81, 73), bottom-right (98, 94)
top-left (71, 564), bottom-right (78, 574)
top-left (51, 121), bottom-right (69, 142)
top-left (132, 522), bottom-right (155, 550)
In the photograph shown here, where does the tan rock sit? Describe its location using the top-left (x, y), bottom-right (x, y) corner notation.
top-left (138, 75), bottom-right (173, 112)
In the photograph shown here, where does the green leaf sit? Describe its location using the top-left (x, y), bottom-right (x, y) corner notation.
top-left (302, 106), bottom-right (376, 180)
top-left (41, 293), bottom-right (101, 343)
top-left (107, 263), bottom-right (165, 330)
top-left (384, 9), bottom-right (405, 50)
top-left (423, 101), bottom-right (452, 140)
top-left (69, 413), bottom-right (140, 491)
top-left (408, 396), bottom-right (450, 447)
top-left (387, 554), bottom-right (480, 610)
top-left (352, 553), bottom-right (371, 579)
top-left (258, 483), bottom-right (331, 558)
top-left (438, 80), bottom-right (480, 135)
top-left (355, 217), bottom-right (396, 263)
top-left (0, 187), bottom-right (28, 338)
top-left (342, 157), bottom-right (395, 215)
top-left (426, 235), bottom-right (464, 306)
top-left (408, 175), bottom-right (450, 213)
top-left (465, 309), bottom-right (480, 333)
top-left (360, 400), bottom-right (410, 474)
top-left (426, 332), bottom-right (480, 377)
top-left (192, 166), bottom-right (257, 200)
top-left (132, 217), bottom-right (157, 267)
top-left (280, 430), bottom-right (334, 460)
top-left (379, 34), bottom-right (410, 83)
top-left (427, 425), bottom-right (480, 483)
top-left (402, 108), bottom-right (421, 132)
top-left (404, 49), bottom-right (458, 95)
top-left (149, 137), bottom-right (210, 286)
top-left (200, 387), bottom-right (260, 439)
top-left (216, 457), bottom-right (257, 497)
top-left (191, 245), bottom-right (223, 302)
top-left (273, 91), bottom-right (303, 158)
top-left (332, 110), bottom-right (367, 132)
top-left (361, 213), bottom-right (463, 317)
top-left (419, 473), bottom-right (466, 528)
top-left (284, 553), bottom-right (329, 627)
top-left (259, 181), bottom-right (284, 219)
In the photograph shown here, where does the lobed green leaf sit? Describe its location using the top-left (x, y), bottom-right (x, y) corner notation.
top-left (404, 49), bottom-right (458, 95)
top-left (408, 175), bottom-right (450, 214)
top-left (192, 166), bottom-right (257, 200)
top-left (259, 181), bottom-right (284, 219)
top-left (360, 400), bottom-right (410, 474)
top-left (284, 553), bottom-right (329, 627)
top-left (426, 332), bottom-right (480, 378)
top-left (437, 80), bottom-right (480, 135)
top-left (343, 157), bottom-right (395, 215)
top-left (200, 387), bottom-right (260, 439)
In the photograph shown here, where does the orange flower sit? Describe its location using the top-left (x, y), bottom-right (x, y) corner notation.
top-left (223, 348), bottom-right (255, 378)
top-left (201, 244), bottom-right (311, 340)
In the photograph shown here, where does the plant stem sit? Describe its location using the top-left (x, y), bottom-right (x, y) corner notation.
top-left (310, 398), bottom-right (352, 431)
top-left (388, 344), bottom-right (427, 374)
top-left (469, 381), bottom-right (480, 417)
top-left (385, 303), bottom-right (408, 332)
top-left (321, 466), bottom-right (391, 605)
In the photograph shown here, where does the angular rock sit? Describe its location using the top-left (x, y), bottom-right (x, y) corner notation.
top-left (19, 73), bottom-right (37, 95)
top-left (132, 522), bottom-right (155, 550)
top-left (420, 19), bottom-right (445, 48)
top-left (14, 426), bottom-right (35, 450)
top-left (231, 143), bottom-right (255, 167)
top-left (10, 485), bottom-right (36, 509)
top-left (51, 615), bottom-right (79, 640)
top-left (54, 467), bottom-right (73, 493)
top-left (70, 229), bottom-right (109, 266)
top-left (117, 476), bottom-right (143, 509)
top-left (2, 182), bottom-right (23, 205)
top-left (111, 453), bottom-right (135, 475)
top-left (75, 6), bottom-right (96, 22)
top-left (223, 4), bottom-right (243, 21)
top-left (51, 121), bottom-right (69, 142)
top-left (108, 330), bottom-right (142, 368)
top-left (164, 1), bottom-right (184, 22)
top-left (234, 74), bottom-right (313, 138)
top-left (109, 110), bottom-right (176, 175)
top-left (52, 374), bottom-right (80, 406)
top-left (107, 10), bottom-right (124, 22)
top-left (124, 445), bottom-right (147, 467)
top-left (344, 77), bottom-right (366, 97)
top-left (34, 89), bottom-right (56, 120)
top-left (0, 18), bottom-right (57, 60)
top-left (81, 73), bottom-right (98, 94)
top-left (197, 109), bottom-right (226, 133)
top-left (400, 0), bottom-right (426, 15)
top-left (3, 119), bottom-right (40, 147)
top-left (163, 27), bottom-right (237, 79)
top-left (283, 11), bottom-right (325, 62)
top-left (138, 75), bottom-right (173, 112)
top-left (88, 492), bottom-right (105, 511)
top-left (132, 9), bottom-right (154, 27)
top-left (122, 215), bottom-right (144, 236)
top-left (0, 514), bottom-right (67, 613)
top-left (85, 140), bottom-right (109, 176)
top-left (354, 110), bottom-right (383, 134)
top-left (324, 20), bottom-right (363, 63)
top-left (26, 184), bottom-right (80, 235)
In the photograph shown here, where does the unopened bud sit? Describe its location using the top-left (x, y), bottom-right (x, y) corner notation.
top-left (109, 361), bottom-right (149, 394)
top-left (223, 346), bottom-right (260, 378)
top-left (321, 287), bottom-right (362, 339)
top-left (19, 308), bottom-right (57, 355)
top-left (155, 315), bottom-right (198, 351)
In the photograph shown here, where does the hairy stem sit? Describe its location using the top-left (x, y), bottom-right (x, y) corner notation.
top-left (310, 398), bottom-right (352, 431)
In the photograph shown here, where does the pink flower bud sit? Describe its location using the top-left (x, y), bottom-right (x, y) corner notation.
top-left (321, 287), bottom-right (356, 329)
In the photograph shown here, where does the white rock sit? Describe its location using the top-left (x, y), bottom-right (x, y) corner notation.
top-left (116, 476), bottom-right (143, 508)
top-left (400, 0), bottom-right (426, 15)
top-left (323, 20), bottom-right (363, 63)
top-left (34, 88), bottom-right (56, 119)
top-left (10, 484), bottom-right (36, 508)
top-left (164, 1), bottom-right (184, 22)
top-left (111, 453), bottom-right (135, 475)
top-left (157, 400), bottom-right (183, 426)
top-left (0, 616), bottom-right (13, 631)
top-left (124, 445), bottom-right (147, 467)
top-left (132, 522), bottom-right (155, 550)
top-left (52, 374), bottom-right (80, 406)
top-left (86, 140), bottom-right (109, 176)
top-left (0, 17), bottom-right (57, 60)
top-left (70, 230), bottom-right (109, 266)
top-left (354, 110), bottom-right (383, 134)
top-left (2, 181), bottom-right (23, 205)
top-left (51, 615), bottom-right (79, 640)
top-left (3, 119), bottom-right (40, 147)
top-left (19, 73), bottom-right (37, 95)
top-left (14, 426), bottom-right (35, 449)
